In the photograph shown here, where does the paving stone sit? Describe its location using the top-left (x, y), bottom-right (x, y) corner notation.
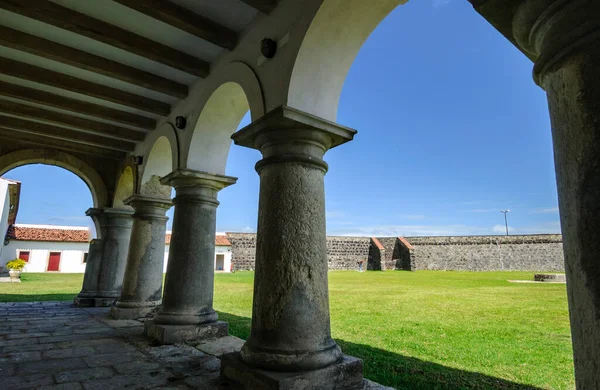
top-left (0, 362), bottom-right (16, 375)
top-left (183, 372), bottom-right (221, 389)
top-left (92, 341), bottom-right (138, 354)
top-left (43, 347), bottom-right (96, 359)
top-left (38, 332), bottom-right (117, 344)
top-left (113, 360), bottom-right (161, 374)
top-left (84, 351), bottom-right (145, 367)
top-left (95, 316), bottom-right (143, 328)
top-left (0, 337), bottom-right (38, 347)
top-left (40, 383), bottom-right (84, 390)
top-left (82, 371), bottom-right (171, 390)
top-left (18, 357), bottom-right (88, 374)
top-left (195, 336), bottom-right (245, 357)
top-left (55, 367), bottom-right (115, 383)
top-left (3, 373), bottom-right (54, 389)
top-left (0, 351), bottom-right (42, 362)
top-left (6, 332), bottom-right (51, 339)
top-left (2, 342), bottom-right (59, 353)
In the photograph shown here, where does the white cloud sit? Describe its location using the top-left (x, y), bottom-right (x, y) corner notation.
top-left (327, 221), bottom-right (561, 237)
top-left (530, 207), bottom-right (559, 214)
top-left (491, 224), bottom-right (513, 234)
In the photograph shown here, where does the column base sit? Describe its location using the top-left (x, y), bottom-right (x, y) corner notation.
top-left (110, 304), bottom-right (160, 320)
top-left (220, 352), bottom-right (364, 390)
top-left (144, 320), bottom-right (228, 344)
top-left (74, 296), bottom-right (117, 308)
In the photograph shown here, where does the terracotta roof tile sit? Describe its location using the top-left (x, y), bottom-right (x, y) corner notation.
top-left (397, 236), bottom-right (414, 250)
top-left (10, 226), bottom-right (90, 243)
top-left (371, 237), bottom-right (385, 250)
top-left (165, 233), bottom-right (231, 246)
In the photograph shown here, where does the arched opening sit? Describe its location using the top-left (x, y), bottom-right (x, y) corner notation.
top-left (187, 82), bottom-right (250, 174)
top-left (0, 149), bottom-right (108, 209)
top-left (1, 164), bottom-right (95, 274)
top-left (140, 136), bottom-right (174, 198)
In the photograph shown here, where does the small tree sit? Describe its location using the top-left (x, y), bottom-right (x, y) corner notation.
top-left (6, 258), bottom-right (26, 271)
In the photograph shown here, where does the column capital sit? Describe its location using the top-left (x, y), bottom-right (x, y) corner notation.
top-left (160, 169), bottom-right (237, 191)
top-left (232, 106), bottom-right (356, 173)
top-left (512, 0), bottom-right (600, 85)
top-left (124, 195), bottom-right (172, 220)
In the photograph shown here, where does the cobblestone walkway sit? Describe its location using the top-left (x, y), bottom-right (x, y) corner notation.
top-left (0, 301), bottom-right (392, 390)
top-left (0, 301), bottom-right (242, 389)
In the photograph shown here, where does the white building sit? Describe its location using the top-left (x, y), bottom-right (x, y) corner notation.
top-left (1, 224), bottom-right (90, 273)
top-left (0, 176), bottom-right (234, 273)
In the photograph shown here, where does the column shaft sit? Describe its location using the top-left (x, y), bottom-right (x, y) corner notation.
top-left (75, 208), bottom-right (133, 307)
top-left (221, 106), bottom-right (364, 389)
top-left (145, 170), bottom-right (236, 344)
top-left (111, 195), bottom-right (171, 319)
top-left (511, 1), bottom-right (600, 387)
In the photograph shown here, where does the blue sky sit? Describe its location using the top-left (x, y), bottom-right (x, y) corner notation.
top-left (4, 0), bottom-right (561, 237)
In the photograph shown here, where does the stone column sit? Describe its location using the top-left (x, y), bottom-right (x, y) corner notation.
top-left (221, 106), bottom-right (363, 389)
top-left (511, 1), bottom-right (600, 388)
top-left (110, 195), bottom-right (171, 320)
top-left (145, 169), bottom-right (237, 344)
top-left (75, 208), bottom-right (134, 307)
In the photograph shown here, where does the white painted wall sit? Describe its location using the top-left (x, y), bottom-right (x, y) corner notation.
top-left (163, 244), bottom-right (232, 273)
top-left (1, 241), bottom-right (89, 273)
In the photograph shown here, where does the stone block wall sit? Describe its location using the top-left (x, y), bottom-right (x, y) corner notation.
top-left (326, 236), bottom-right (370, 270)
top-left (404, 234), bottom-right (564, 271)
top-left (226, 233), bottom-right (256, 271)
top-left (225, 233), bottom-right (565, 272)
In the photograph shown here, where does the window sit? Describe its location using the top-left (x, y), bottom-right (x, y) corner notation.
top-left (18, 251), bottom-right (30, 263)
top-left (82, 252), bottom-right (89, 264)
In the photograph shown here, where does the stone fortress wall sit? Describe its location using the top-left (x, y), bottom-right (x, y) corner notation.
top-left (225, 233), bottom-right (565, 272)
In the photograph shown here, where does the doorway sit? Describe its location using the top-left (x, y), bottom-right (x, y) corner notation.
top-left (216, 254), bottom-right (225, 271)
top-left (47, 252), bottom-right (61, 272)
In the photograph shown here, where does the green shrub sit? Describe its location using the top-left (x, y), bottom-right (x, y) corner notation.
top-left (6, 258), bottom-right (26, 270)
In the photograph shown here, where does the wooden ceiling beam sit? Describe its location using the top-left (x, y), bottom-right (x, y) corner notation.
top-left (241, 0), bottom-right (278, 14)
top-left (0, 82), bottom-right (156, 130)
top-left (0, 116), bottom-right (136, 152)
top-left (0, 130), bottom-right (126, 160)
top-left (0, 57), bottom-right (171, 116)
top-left (0, 26), bottom-right (188, 99)
top-left (0, 100), bottom-right (146, 142)
top-left (114, 0), bottom-right (238, 50)
top-left (0, 0), bottom-right (210, 77)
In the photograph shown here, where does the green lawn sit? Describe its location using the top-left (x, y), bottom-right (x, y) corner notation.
top-left (0, 271), bottom-right (574, 389)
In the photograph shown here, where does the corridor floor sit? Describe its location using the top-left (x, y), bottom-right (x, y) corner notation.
top-left (0, 302), bottom-right (390, 389)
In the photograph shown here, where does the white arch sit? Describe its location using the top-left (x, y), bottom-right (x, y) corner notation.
top-left (288, 0), bottom-right (406, 121)
top-left (112, 165), bottom-right (136, 209)
top-left (0, 149), bottom-right (108, 208)
top-left (183, 61), bottom-right (264, 174)
top-left (140, 132), bottom-right (175, 198)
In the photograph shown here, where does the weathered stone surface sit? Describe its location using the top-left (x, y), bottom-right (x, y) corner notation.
top-left (55, 367), bottom-right (115, 383)
top-left (40, 383), bottom-right (84, 390)
top-left (112, 196), bottom-right (171, 320)
top-left (144, 321), bottom-right (228, 345)
top-left (149, 170), bottom-right (236, 342)
top-left (534, 273), bottom-right (567, 283)
top-left (82, 372), bottom-right (170, 390)
top-left (3, 373), bottom-right (54, 389)
top-left (221, 353), bottom-right (364, 390)
top-left (196, 335), bottom-right (245, 357)
top-left (83, 351), bottom-right (145, 367)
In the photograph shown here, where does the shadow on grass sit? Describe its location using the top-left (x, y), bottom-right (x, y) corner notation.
top-left (0, 293), bottom-right (76, 302)
top-left (217, 311), bottom-right (541, 390)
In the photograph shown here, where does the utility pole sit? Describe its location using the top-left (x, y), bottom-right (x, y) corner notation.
top-left (500, 210), bottom-right (510, 236)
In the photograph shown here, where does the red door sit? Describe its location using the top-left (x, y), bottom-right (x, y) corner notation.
top-left (47, 252), bottom-right (61, 271)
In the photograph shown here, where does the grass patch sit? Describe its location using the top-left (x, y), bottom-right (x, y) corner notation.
top-left (0, 271), bottom-right (573, 389)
